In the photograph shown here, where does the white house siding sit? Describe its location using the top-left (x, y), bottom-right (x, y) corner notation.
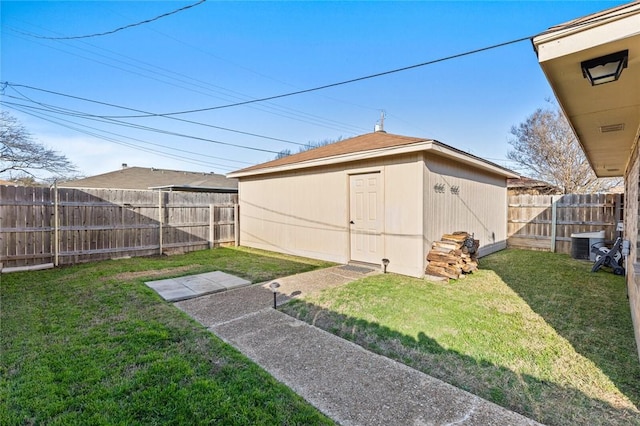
top-left (624, 143), bottom-right (640, 361)
top-left (422, 153), bottom-right (508, 266)
top-left (237, 153), bottom-right (425, 277)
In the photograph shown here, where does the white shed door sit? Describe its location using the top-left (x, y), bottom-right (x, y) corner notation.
top-left (349, 173), bottom-right (382, 264)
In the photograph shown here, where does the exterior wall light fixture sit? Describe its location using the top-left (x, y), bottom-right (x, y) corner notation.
top-left (581, 50), bottom-right (628, 86)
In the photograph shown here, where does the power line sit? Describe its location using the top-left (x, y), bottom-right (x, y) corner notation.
top-left (19, 0), bottom-right (207, 40)
top-left (6, 26), bottom-right (368, 134)
top-left (80, 6), bottom-right (640, 119)
top-left (4, 103), bottom-right (238, 171)
top-left (1, 97), bottom-right (278, 157)
top-left (100, 36), bottom-right (533, 118)
top-left (3, 83), bottom-right (302, 149)
top-left (1, 99), bottom-right (254, 167)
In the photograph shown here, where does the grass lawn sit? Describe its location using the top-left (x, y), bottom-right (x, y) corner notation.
top-left (281, 249), bottom-right (640, 425)
top-left (1, 247), bottom-right (334, 425)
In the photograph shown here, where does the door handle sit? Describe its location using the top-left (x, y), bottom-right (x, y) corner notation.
top-left (350, 220), bottom-right (354, 224)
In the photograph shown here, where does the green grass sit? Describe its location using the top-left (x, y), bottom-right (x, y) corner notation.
top-left (281, 249), bottom-right (640, 425)
top-left (1, 247), bottom-right (334, 425)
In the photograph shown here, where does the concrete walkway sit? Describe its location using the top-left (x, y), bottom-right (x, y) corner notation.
top-left (174, 266), bottom-right (540, 426)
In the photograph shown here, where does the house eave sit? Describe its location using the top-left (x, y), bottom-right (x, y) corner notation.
top-left (533, 4), bottom-right (640, 61)
top-left (531, 1), bottom-right (640, 178)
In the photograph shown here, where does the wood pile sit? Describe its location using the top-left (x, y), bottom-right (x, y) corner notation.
top-left (425, 232), bottom-right (480, 280)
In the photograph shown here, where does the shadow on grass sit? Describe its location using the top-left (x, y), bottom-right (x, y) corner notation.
top-left (481, 250), bottom-right (640, 410)
top-left (280, 297), bottom-right (640, 426)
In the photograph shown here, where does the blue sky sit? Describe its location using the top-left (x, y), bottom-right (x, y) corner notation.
top-left (0, 1), bottom-right (629, 178)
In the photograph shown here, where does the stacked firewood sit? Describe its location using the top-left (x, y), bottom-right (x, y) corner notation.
top-left (425, 232), bottom-right (480, 280)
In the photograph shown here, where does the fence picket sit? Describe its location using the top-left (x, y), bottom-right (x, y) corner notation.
top-left (507, 193), bottom-right (623, 253)
top-left (0, 186), bottom-right (237, 269)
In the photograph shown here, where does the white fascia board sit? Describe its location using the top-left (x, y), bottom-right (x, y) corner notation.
top-left (228, 141), bottom-right (518, 179)
top-left (428, 143), bottom-right (520, 178)
top-left (534, 8), bottom-right (640, 62)
top-left (227, 142), bottom-right (434, 178)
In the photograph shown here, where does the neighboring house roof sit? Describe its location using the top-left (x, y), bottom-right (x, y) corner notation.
top-left (60, 166), bottom-right (238, 192)
top-left (229, 132), bottom-right (518, 179)
top-left (507, 177), bottom-right (562, 194)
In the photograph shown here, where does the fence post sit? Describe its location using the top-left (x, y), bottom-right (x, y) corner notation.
top-left (209, 204), bottom-right (215, 248)
top-left (234, 204), bottom-right (239, 247)
top-left (158, 190), bottom-right (163, 255)
top-left (550, 195), bottom-right (558, 253)
top-left (54, 181), bottom-right (59, 266)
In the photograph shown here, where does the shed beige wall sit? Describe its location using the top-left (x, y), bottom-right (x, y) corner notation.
top-left (238, 152), bottom-right (509, 278)
top-left (422, 154), bottom-right (508, 259)
top-left (238, 168), bottom-right (348, 263)
top-left (238, 153), bottom-right (425, 276)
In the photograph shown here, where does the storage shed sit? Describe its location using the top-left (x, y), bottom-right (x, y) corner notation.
top-left (228, 131), bottom-right (518, 277)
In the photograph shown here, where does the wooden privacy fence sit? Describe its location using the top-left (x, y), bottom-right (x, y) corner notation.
top-left (0, 185), bottom-right (238, 271)
top-left (507, 193), bottom-right (623, 254)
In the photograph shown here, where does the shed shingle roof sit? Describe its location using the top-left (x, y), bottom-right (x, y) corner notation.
top-left (232, 132), bottom-right (427, 174)
top-left (230, 132), bottom-right (517, 178)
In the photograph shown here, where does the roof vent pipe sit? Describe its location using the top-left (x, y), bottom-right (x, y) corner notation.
top-left (374, 110), bottom-right (386, 133)
top-left (122, 163), bottom-right (128, 169)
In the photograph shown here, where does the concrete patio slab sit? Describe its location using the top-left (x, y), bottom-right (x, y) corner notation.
top-left (145, 271), bottom-right (251, 302)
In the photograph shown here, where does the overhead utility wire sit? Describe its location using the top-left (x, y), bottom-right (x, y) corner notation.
top-left (6, 104), bottom-right (234, 171)
top-left (1, 98), bottom-right (253, 166)
top-left (1, 97), bottom-right (277, 157)
top-left (4, 102), bottom-right (238, 171)
top-left (11, 28), bottom-right (362, 134)
top-left (3, 82), bottom-right (301, 150)
top-left (1, 91), bottom-right (273, 162)
top-left (1, 97), bottom-right (266, 163)
top-left (6, 28), bottom-right (366, 135)
top-left (103, 37), bottom-right (533, 118)
top-left (104, 7), bottom-right (639, 119)
top-left (21, 0), bottom-right (207, 40)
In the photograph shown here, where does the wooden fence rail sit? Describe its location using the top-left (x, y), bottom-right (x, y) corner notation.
top-left (507, 193), bottom-right (623, 254)
top-left (0, 185), bottom-right (238, 271)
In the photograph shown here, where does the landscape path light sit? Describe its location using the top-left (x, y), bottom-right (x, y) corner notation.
top-left (269, 281), bottom-right (280, 309)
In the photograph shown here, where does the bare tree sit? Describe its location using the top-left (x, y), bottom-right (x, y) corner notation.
top-left (0, 111), bottom-right (77, 179)
top-left (274, 149), bottom-right (292, 160)
top-left (508, 105), bottom-right (620, 194)
top-left (274, 136), bottom-right (344, 160)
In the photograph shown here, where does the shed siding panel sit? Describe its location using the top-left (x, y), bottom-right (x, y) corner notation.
top-left (382, 156), bottom-right (424, 277)
top-left (423, 154), bottom-right (508, 264)
top-left (238, 169), bottom-right (348, 264)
